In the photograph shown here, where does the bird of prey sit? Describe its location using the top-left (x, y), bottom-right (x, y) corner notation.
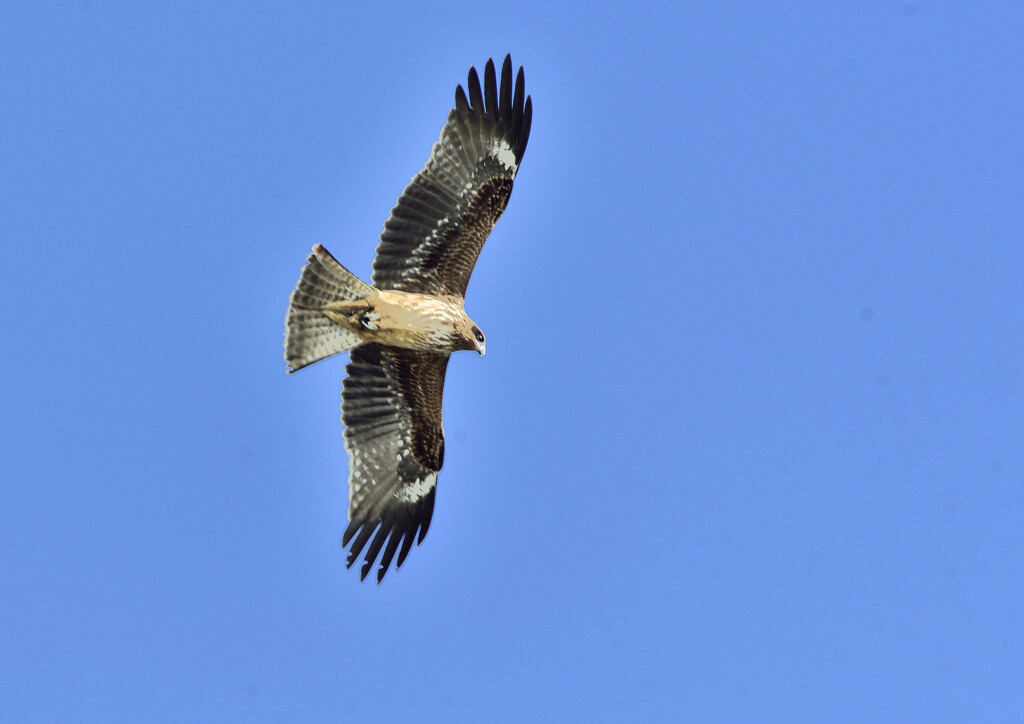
top-left (284, 56), bottom-right (532, 583)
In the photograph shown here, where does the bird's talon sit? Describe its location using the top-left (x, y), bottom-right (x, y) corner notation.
top-left (360, 311), bottom-right (381, 331)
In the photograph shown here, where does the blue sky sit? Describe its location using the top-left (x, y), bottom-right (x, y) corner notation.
top-left (2, 1), bottom-right (1022, 721)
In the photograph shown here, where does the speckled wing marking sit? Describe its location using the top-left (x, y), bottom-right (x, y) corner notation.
top-left (340, 343), bottom-right (449, 583)
top-left (371, 54), bottom-right (533, 298)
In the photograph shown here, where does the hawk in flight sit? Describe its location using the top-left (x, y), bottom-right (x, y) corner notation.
top-left (284, 56), bottom-right (532, 583)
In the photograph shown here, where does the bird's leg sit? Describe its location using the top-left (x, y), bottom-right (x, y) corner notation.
top-left (323, 300), bottom-right (377, 332)
top-left (358, 310), bottom-right (381, 330)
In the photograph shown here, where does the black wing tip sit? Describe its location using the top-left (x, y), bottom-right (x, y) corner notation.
top-left (466, 65), bottom-right (484, 118)
top-left (457, 55), bottom-right (532, 163)
top-left (519, 94), bottom-right (533, 159)
top-left (342, 487), bottom-right (436, 584)
top-left (451, 55), bottom-right (532, 156)
top-left (483, 58), bottom-right (498, 122)
top-left (454, 84), bottom-right (469, 115)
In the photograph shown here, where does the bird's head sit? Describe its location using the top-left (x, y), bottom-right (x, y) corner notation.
top-left (454, 313), bottom-right (485, 356)
top-left (469, 324), bottom-right (486, 357)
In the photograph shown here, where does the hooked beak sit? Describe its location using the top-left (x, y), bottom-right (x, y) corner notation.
top-left (477, 340), bottom-right (486, 357)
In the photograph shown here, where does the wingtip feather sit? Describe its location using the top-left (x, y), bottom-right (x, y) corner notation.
top-left (361, 526), bottom-right (391, 581)
top-left (499, 56), bottom-right (513, 124)
top-left (484, 58), bottom-right (498, 121)
top-left (455, 84), bottom-right (469, 114)
top-left (520, 95), bottom-right (533, 155)
top-left (467, 66), bottom-right (484, 116)
top-left (511, 67), bottom-right (525, 140)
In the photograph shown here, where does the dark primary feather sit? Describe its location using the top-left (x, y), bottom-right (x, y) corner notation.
top-left (371, 54), bottom-right (533, 298)
top-left (340, 343), bottom-right (449, 583)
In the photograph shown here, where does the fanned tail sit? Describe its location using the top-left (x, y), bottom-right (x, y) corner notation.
top-left (284, 244), bottom-right (374, 373)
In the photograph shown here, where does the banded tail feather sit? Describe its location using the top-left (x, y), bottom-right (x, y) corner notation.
top-left (284, 244), bottom-right (373, 373)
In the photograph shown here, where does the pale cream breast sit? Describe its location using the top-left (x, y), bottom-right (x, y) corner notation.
top-left (367, 290), bottom-right (469, 353)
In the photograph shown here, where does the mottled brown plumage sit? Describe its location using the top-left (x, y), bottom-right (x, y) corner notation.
top-left (283, 55), bottom-right (532, 582)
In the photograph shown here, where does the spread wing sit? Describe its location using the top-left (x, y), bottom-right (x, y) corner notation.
top-left (371, 54), bottom-right (533, 298)
top-left (340, 343), bottom-right (449, 583)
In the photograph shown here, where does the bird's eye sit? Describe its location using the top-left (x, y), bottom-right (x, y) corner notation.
top-left (474, 329), bottom-right (484, 343)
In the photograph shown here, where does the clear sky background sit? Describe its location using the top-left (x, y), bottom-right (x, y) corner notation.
top-left (2, 2), bottom-right (1022, 721)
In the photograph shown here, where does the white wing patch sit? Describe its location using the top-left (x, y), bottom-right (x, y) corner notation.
top-left (394, 472), bottom-right (438, 504)
top-left (492, 138), bottom-right (518, 172)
